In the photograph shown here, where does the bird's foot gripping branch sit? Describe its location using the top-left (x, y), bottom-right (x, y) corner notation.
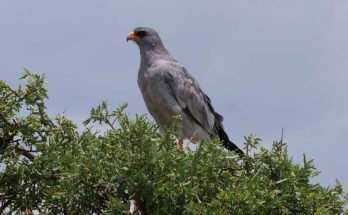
top-left (0, 71), bottom-right (347, 214)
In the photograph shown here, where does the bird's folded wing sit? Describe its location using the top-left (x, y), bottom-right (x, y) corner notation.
top-left (162, 62), bottom-right (217, 134)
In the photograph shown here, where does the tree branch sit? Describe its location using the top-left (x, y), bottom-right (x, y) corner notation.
top-left (13, 145), bottom-right (35, 160)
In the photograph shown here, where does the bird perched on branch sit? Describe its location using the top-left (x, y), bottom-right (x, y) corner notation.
top-left (127, 27), bottom-right (244, 156)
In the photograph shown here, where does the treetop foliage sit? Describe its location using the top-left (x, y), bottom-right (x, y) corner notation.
top-left (0, 71), bottom-right (347, 214)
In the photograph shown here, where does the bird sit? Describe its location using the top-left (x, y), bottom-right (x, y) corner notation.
top-left (127, 27), bottom-right (244, 156)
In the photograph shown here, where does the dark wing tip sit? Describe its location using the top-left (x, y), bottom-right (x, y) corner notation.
top-left (226, 140), bottom-right (245, 156)
top-left (215, 122), bottom-right (244, 156)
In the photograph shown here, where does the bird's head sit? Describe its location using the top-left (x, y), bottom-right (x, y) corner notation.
top-left (127, 27), bottom-right (165, 51)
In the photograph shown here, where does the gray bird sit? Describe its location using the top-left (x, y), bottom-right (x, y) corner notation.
top-left (127, 27), bottom-right (244, 155)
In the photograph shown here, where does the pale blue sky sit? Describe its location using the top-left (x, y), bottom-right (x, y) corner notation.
top-left (1, 1), bottom-right (347, 188)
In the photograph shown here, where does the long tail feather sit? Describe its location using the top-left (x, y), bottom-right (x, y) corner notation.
top-left (215, 123), bottom-right (244, 156)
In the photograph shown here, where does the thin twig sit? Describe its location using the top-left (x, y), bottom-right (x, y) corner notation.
top-left (280, 127), bottom-right (284, 144)
top-left (105, 118), bottom-right (115, 130)
top-left (13, 145), bottom-right (35, 160)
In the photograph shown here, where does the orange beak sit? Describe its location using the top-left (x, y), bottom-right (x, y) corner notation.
top-left (127, 31), bottom-right (139, 42)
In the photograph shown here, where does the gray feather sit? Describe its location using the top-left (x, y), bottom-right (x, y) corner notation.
top-left (129, 26), bottom-right (243, 154)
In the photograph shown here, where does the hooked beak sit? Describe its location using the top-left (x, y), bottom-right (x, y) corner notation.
top-left (126, 31), bottom-right (139, 42)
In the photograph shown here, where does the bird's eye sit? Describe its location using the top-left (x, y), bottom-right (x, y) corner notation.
top-left (136, 31), bottom-right (148, 37)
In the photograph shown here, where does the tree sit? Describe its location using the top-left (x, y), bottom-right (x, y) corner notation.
top-left (1, 71), bottom-right (347, 214)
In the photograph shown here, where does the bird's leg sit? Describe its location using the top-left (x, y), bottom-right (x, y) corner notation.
top-left (26, 208), bottom-right (32, 215)
top-left (176, 138), bottom-right (184, 150)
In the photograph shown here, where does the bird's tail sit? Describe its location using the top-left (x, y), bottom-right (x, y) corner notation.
top-left (215, 123), bottom-right (244, 156)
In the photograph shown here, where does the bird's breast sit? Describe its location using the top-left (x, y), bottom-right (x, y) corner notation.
top-left (138, 74), bottom-right (181, 126)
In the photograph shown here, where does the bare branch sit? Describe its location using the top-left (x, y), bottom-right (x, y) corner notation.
top-left (13, 145), bottom-right (35, 160)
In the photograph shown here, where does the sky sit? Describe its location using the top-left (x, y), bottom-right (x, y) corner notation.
top-left (1, 1), bottom-right (347, 188)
